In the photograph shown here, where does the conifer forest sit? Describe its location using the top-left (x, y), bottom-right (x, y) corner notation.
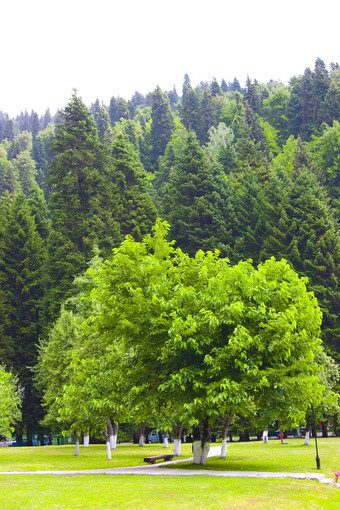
top-left (1, 58), bottom-right (340, 448)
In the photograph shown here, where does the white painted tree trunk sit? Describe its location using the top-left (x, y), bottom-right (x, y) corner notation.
top-left (296, 428), bottom-right (301, 437)
top-left (111, 434), bottom-right (117, 449)
top-left (173, 438), bottom-right (181, 456)
top-left (106, 440), bottom-right (111, 460)
top-left (110, 434), bottom-right (114, 449)
top-left (304, 431), bottom-right (310, 445)
top-left (164, 430), bottom-right (169, 448)
top-left (83, 432), bottom-right (89, 448)
top-left (183, 434), bottom-right (187, 443)
top-left (262, 429), bottom-right (269, 443)
top-left (193, 440), bottom-right (211, 465)
top-left (75, 435), bottom-right (79, 456)
top-left (139, 434), bottom-right (144, 447)
top-left (112, 422), bottom-right (119, 449)
top-left (221, 438), bottom-right (227, 459)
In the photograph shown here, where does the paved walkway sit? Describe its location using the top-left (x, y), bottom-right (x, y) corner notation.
top-left (0, 446), bottom-right (340, 488)
top-left (0, 445), bottom-right (337, 486)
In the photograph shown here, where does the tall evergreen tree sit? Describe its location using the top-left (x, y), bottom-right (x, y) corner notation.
top-left (4, 119), bottom-right (15, 142)
top-left (312, 58), bottom-right (330, 129)
top-left (162, 132), bottom-right (235, 256)
top-left (181, 83), bottom-right (201, 135)
top-left (0, 193), bottom-right (46, 444)
top-left (47, 91), bottom-right (114, 320)
top-left (150, 86), bottom-right (174, 169)
top-left (300, 68), bottom-right (314, 140)
top-left (109, 133), bottom-right (157, 241)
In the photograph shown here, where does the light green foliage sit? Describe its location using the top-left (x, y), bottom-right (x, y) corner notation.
top-left (272, 135), bottom-right (298, 174)
top-left (0, 365), bottom-right (21, 438)
top-left (56, 221), bottom-right (327, 435)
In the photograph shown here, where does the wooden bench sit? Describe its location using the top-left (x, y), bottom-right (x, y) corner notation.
top-left (143, 454), bottom-right (174, 464)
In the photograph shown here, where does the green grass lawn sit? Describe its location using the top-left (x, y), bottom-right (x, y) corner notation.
top-left (0, 475), bottom-right (339, 509)
top-left (0, 439), bottom-right (339, 509)
top-left (165, 437), bottom-right (340, 479)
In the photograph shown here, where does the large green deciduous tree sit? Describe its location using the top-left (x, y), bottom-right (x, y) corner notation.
top-left (52, 221), bottom-right (326, 464)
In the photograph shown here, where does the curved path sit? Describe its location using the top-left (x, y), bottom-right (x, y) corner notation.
top-left (0, 446), bottom-right (332, 484)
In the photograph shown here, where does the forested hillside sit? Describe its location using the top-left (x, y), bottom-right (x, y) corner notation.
top-left (0, 58), bottom-right (340, 444)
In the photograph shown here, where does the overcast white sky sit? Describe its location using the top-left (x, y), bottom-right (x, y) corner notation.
top-left (0, 0), bottom-right (339, 116)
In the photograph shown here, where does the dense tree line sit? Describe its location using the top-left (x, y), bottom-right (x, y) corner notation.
top-left (0, 58), bottom-right (340, 445)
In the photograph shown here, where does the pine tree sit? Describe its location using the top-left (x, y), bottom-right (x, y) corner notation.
top-left (4, 119), bottom-right (15, 141)
top-left (259, 162), bottom-right (340, 358)
top-left (181, 83), bottom-right (201, 135)
top-left (150, 86), bottom-right (174, 169)
top-left (47, 91), bottom-right (113, 320)
top-left (312, 58), bottom-right (330, 129)
top-left (197, 90), bottom-right (216, 144)
top-left (287, 77), bottom-right (302, 138)
top-left (0, 193), bottom-right (46, 444)
top-left (109, 133), bottom-right (157, 241)
top-left (162, 132), bottom-right (235, 256)
top-left (97, 106), bottom-right (112, 142)
top-left (109, 96), bottom-right (118, 125)
top-left (31, 112), bottom-right (41, 141)
top-left (300, 68), bottom-right (314, 140)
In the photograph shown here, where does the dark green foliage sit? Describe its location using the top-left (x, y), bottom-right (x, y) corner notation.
top-left (312, 58), bottom-right (330, 129)
top-left (43, 109), bottom-right (52, 129)
top-left (0, 193), bottom-right (46, 443)
top-left (287, 77), bottom-right (302, 138)
top-left (31, 112), bottom-right (41, 141)
top-left (210, 78), bottom-right (222, 97)
top-left (161, 132), bottom-right (235, 256)
top-left (244, 77), bottom-right (263, 115)
top-left (97, 106), bottom-right (112, 142)
top-left (259, 162), bottom-right (340, 357)
top-left (47, 92), bottom-right (114, 320)
top-left (234, 102), bottom-right (270, 169)
top-left (150, 86), bottom-right (174, 169)
top-left (198, 90), bottom-right (217, 144)
top-left (221, 78), bottom-right (228, 92)
top-left (4, 119), bottom-right (15, 141)
top-left (181, 83), bottom-right (201, 135)
top-left (109, 133), bottom-right (157, 241)
top-left (109, 96), bottom-right (118, 125)
top-left (300, 68), bottom-right (315, 140)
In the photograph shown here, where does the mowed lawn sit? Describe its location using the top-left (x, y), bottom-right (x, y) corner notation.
top-left (0, 439), bottom-right (339, 509)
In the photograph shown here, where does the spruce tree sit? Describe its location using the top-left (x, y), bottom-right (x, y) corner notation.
top-left (181, 83), bottom-right (201, 135)
top-left (300, 68), bottom-right (314, 140)
top-left (0, 193), bottom-right (46, 444)
top-left (109, 133), bottom-right (157, 241)
top-left (150, 86), bottom-right (174, 169)
top-left (47, 91), bottom-right (114, 320)
top-left (162, 132), bottom-right (235, 256)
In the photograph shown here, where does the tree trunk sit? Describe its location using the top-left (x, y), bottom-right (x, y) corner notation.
top-left (164, 429), bottom-right (169, 448)
top-left (304, 430), bottom-right (311, 445)
top-left (103, 428), bottom-right (111, 460)
top-left (83, 431), bottom-right (89, 447)
top-left (221, 413), bottom-right (232, 459)
top-left (75, 429), bottom-right (79, 456)
top-left (192, 419), bottom-right (211, 465)
top-left (139, 422), bottom-right (146, 447)
top-left (321, 421), bottom-right (328, 438)
top-left (262, 428), bottom-right (269, 443)
top-left (172, 423), bottom-right (183, 456)
top-left (112, 422), bottom-right (119, 449)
